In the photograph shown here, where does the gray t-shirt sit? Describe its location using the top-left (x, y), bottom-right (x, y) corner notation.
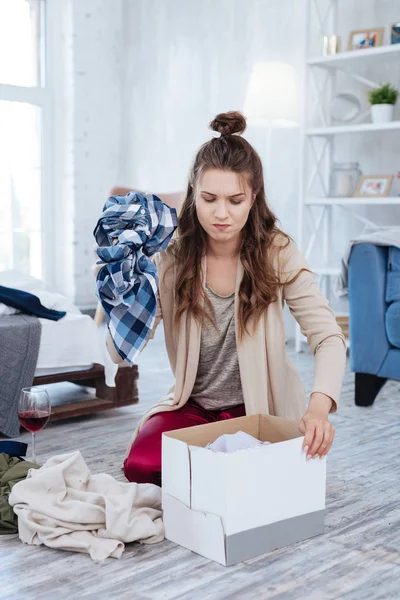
top-left (191, 284), bottom-right (244, 411)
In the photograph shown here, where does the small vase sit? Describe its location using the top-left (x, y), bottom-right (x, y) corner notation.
top-left (371, 104), bottom-right (395, 123)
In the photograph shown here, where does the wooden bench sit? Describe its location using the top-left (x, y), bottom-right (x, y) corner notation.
top-left (33, 363), bottom-right (138, 421)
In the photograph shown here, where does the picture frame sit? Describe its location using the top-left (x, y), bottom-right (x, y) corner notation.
top-left (391, 23), bottom-right (400, 45)
top-left (354, 175), bottom-right (393, 198)
top-left (347, 28), bottom-right (384, 51)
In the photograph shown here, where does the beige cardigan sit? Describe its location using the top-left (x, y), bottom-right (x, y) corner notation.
top-left (106, 237), bottom-right (347, 455)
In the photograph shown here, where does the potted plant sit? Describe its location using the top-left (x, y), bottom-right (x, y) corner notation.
top-left (368, 83), bottom-right (398, 123)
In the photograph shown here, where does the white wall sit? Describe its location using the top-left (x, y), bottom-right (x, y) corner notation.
top-left (72, 0), bottom-right (127, 307)
top-left (53, 0), bottom-right (126, 307)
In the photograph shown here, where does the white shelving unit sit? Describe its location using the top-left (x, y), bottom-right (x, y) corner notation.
top-left (306, 197), bottom-right (400, 205)
top-left (296, 0), bottom-right (400, 351)
top-left (306, 121), bottom-right (400, 136)
top-left (308, 42), bottom-right (400, 67)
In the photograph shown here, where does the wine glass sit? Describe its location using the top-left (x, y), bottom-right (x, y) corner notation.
top-left (18, 387), bottom-right (51, 463)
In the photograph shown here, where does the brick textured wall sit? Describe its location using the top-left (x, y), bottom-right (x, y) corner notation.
top-left (69, 0), bottom-right (125, 307)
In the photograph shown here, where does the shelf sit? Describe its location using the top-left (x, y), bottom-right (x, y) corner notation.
top-left (306, 121), bottom-right (400, 136)
top-left (305, 197), bottom-right (400, 205)
top-left (308, 43), bottom-right (400, 69)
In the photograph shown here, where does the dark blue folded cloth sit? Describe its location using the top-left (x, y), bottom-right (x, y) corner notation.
top-left (0, 441), bottom-right (28, 458)
top-left (0, 285), bottom-right (66, 321)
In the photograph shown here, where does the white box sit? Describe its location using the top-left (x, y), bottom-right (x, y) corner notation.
top-left (162, 414), bottom-right (326, 566)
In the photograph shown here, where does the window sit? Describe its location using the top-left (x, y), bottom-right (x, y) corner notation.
top-left (0, 101), bottom-right (42, 276)
top-left (0, 0), bottom-right (47, 279)
top-left (0, 0), bottom-right (44, 87)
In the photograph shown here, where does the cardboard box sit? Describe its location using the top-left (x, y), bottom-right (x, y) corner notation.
top-left (162, 414), bottom-right (326, 566)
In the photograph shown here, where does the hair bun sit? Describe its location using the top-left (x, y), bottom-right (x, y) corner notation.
top-left (209, 111), bottom-right (247, 136)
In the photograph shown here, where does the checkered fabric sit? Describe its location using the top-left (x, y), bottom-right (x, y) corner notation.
top-left (93, 192), bottom-right (178, 364)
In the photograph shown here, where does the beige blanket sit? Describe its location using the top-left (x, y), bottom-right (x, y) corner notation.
top-left (9, 450), bottom-right (164, 561)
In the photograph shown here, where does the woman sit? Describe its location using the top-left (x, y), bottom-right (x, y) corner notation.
top-left (106, 111), bottom-right (346, 487)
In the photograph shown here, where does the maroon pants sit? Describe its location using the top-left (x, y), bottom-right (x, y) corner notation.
top-left (124, 399), bottom-right (246, 486)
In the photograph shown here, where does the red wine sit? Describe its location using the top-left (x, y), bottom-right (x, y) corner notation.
top-left (18, 410), bottom-right (50, 433)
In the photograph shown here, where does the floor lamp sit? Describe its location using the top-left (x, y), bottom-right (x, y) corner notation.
top-left (243, 61), bottom-right (300, 345)
top-left (243, 61), bottom-right (299, 189)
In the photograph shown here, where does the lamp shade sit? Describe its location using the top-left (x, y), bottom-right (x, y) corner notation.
top-left (244, 62), bottom-right (299, 127)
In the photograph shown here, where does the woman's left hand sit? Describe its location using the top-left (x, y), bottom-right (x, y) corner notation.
top-left (298, 394), bottom-right (335, 460)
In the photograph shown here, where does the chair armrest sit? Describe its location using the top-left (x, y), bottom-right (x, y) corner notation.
top-left (348, 243), bottom-right (390, 374)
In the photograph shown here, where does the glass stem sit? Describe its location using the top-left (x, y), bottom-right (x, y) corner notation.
top-left (32, 432), bottom-right (36, 463)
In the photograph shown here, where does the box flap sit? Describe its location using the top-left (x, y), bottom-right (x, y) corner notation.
top-left (163, 493), bottom-right (227, 566)
top-left (162, 435), bottom-right (191, 507)
top-left (190, 446), bottom-right (228, 518)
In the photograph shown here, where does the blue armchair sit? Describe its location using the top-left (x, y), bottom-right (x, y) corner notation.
top-left (348, 243), bottom-right (400, 406)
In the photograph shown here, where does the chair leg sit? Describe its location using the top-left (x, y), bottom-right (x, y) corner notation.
top-left (355, 373), bottom-right (387, 407)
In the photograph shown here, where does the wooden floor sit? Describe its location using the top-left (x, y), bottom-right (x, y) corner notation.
top-left (1, 327), bottom-right (400, 600)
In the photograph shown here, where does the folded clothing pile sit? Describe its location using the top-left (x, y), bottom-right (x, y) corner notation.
top-left (0, 446), bottom-right (40, 535)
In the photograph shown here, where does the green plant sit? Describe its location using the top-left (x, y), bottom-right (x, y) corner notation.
top-left (368, 83), bottom-right (398, 105)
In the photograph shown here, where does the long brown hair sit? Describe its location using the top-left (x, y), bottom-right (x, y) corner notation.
top-left (171, 111), bottom-right (298, 339)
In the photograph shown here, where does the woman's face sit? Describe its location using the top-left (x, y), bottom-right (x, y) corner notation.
top-left (195, 169), bottom-right (254, 245)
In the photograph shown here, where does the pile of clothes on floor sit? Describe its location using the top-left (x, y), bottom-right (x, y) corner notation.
top-left (0, 441), bottom-right (164, 562)
top-left (0, 442), bottom-right (40, 535)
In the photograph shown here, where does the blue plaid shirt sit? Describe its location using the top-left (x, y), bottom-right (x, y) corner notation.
top-left (93, 192), bottom-right (178, 365)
